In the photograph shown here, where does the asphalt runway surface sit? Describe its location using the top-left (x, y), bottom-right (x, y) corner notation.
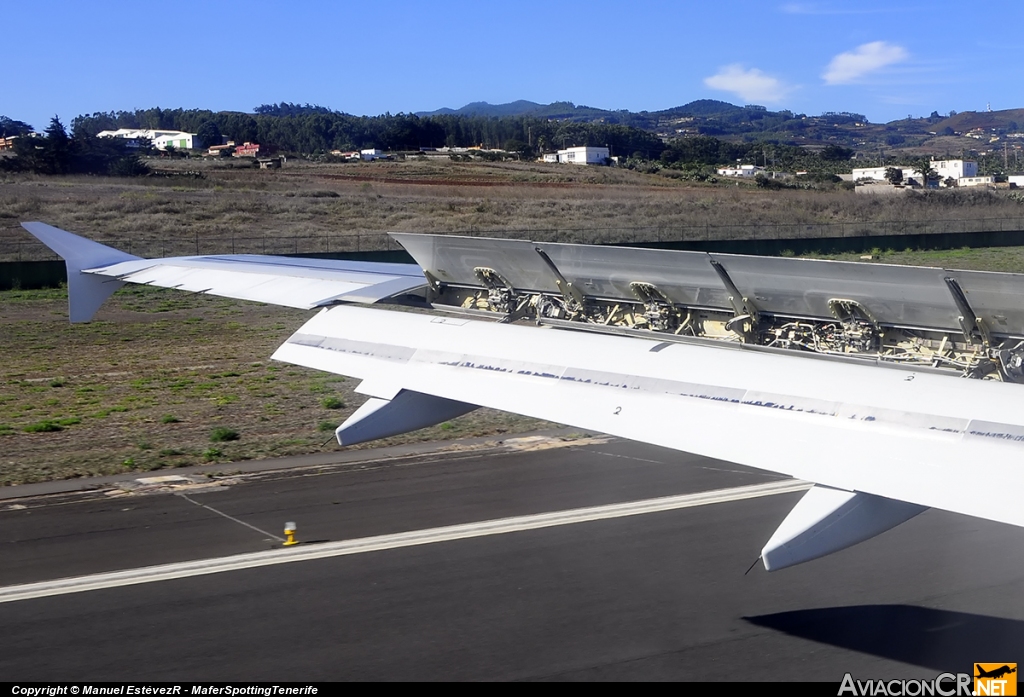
top-left (1, 436), bottom-right (1022, 681)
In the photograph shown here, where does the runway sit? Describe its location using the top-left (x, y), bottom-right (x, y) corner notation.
top-left (1, 436), bottom-right (1022, 681)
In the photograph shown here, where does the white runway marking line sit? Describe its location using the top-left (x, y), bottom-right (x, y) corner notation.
top-left (0, 479), bottom-right (810, 604)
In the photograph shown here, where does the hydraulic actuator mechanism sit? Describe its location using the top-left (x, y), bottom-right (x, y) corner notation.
top-left (395, 233), bottom-right (1024, 384)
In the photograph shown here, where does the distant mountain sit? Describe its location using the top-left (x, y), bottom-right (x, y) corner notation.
top-left (933, 109), bottom-right (1024, 133)
top-left (417, 98), bottom-right (1024, 154)
top-left (418, 100), bottom-right (541, 117)
top-left (416, 100), bottom-right (618, 119)
top-left (416, 99), bottom-right (747, 121)
top-left (653, 99), bottom-right (746, 118)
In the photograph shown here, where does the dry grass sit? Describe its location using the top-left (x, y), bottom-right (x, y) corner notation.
top-left (0, 285), bottom-right (551, 486)
top-left (3, 159), bottom-right (1023, 259)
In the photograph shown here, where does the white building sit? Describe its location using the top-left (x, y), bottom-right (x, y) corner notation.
top-left (957, 176), bottom-right (995, 187)
top-left (97, 128), bottom-right (201, 150)
top-left (932, 159), bottom-right (978, 181)
top-left (852, 160), bottom-right (980, 188)
top-left (851, 165), bottom-right (920, 183)
top-left (542, 153), bottom-right (559, 163)
top-left (152, 133), bottom-right (200, 150)
top-left (555, 146), bottom-right (609, 165)
top-left (360, 148), bottom-right (386, 161)
top-left (716, 164), bottom-right (763, 178)
top-left (1009, 175), bottom-right (1024, 188)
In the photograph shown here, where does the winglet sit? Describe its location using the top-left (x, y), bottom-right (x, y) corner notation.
top-left (21, 222), bottom-right (142, 322)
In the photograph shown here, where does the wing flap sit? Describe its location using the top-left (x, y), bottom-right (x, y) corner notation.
top-left (272, 305), bottom-right (1024, 529)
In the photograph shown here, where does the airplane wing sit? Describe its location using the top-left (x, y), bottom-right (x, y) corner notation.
top-left (21, 222), bottom-right (427, 322)
top-left (21, 222), bottom-right (1024, 571)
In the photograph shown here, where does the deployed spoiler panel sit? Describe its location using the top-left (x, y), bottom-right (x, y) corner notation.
top-left (943, 268), bottom-right (1024, 335)
top-left (707, 254), bottom-right (956, 329)
top-left (391, 231), bottom-right (1024, 337)
top-left (393, 232), bottom-right (726, 307)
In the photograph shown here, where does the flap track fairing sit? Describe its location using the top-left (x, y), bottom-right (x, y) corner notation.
top-left (335, 389), bottom-right (479, 446)
top-left (761, 485), bottom-right (927, 571)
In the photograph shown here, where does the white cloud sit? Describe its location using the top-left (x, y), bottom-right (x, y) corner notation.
top-left (703, 65), bottom-right (792, 104)
top-left (823, 41), bottom-right (909, 84)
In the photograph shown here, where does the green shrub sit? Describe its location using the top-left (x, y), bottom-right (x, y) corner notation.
top-left (317, 421), bottom-right (336, 432)
top-left (321, 396), bottom-right (345, 409)
top-left (161, 414), bottom-right (181, 424)
top-left (210, 427), bottom-right (239, 442)
top-left (203, 447), bottom-right (223, 462)
top-left (24, 420), bottom-right (62, 433)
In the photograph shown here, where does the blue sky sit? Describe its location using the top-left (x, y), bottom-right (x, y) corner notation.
top-left (5, 0), bottom-right (1022, 131)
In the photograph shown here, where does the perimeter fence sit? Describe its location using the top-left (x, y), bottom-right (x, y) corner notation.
top-left (3, 216), bottom-right (1024, 262)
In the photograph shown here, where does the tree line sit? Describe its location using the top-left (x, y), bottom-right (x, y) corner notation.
top-left (67, 104), bottom-right (859, 168)
top-left (0, 117), bottom-right (148, 176)
top-left (3, 104), bottom-right (860, 177)
top-left (67, 104), bottom-right (666, 159)
top-left (657, 137), bottom-right (854, 172)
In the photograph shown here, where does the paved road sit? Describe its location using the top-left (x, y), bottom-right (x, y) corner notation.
top-left (1, 437), bottom-right (1022, 681)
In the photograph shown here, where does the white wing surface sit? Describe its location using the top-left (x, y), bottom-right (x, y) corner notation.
top-left (273, 304), bottom-right (1024, 529)
top-left (21, 222), bottom-right (426, 321)
top-left (23, 222), bottom-right (1024, 570)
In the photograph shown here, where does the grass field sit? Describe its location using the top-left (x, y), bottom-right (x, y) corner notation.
top-left (3, 158), bottom-right (1024, 260)
top-left (0, 286), bottom-right (551, 486)
top-left (4, 158), bottom-right (1024, 486)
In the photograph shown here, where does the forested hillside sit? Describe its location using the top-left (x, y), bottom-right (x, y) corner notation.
top-left (3, 98), bottom-right (1018, 179)
top-left (69, 105), bottom-right (665, 159)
